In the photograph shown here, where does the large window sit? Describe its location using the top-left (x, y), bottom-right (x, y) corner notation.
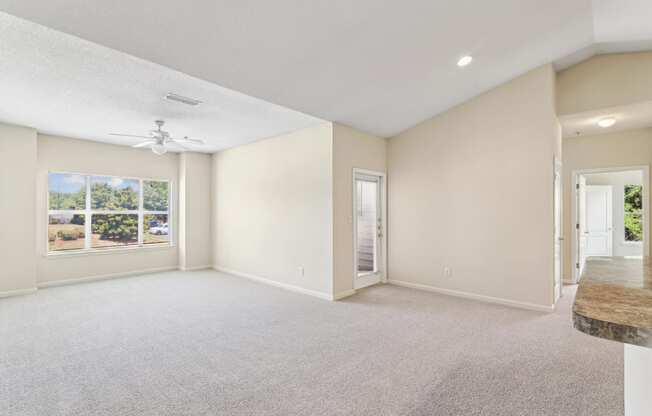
top-left (624, 184), bottom-right (643, 242)
top-left (48, 173), bottom-right (171, 253)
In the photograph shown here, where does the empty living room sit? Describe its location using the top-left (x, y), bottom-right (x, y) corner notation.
top-left (1, 2), bottom-right (652, 415)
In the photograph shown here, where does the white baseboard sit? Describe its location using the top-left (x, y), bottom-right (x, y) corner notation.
top-left (0, 287), bottom-right (38, 299)
top-left (214, 266), bottom-right (334, 301)
top-left (37, 266), bottom-right (178, 289)
top-left (563, 279), bottom-right (576, 285)
top-left (178, 265), bottom-right (212, 272)
top-left (388, 279), bottom-right (554, 313)
top-left (333, 289), bottom-right (356, 300)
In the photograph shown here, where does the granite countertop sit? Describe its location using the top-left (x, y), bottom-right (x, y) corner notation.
top-left (573, 256), bottom-right (652, 347)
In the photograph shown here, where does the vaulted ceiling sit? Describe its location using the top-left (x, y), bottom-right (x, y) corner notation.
top-left (0, 0), bottom-right (651, 146)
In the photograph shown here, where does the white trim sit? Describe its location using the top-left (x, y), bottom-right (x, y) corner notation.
top-left (178, 265), bottom-right (212, 272)
top-left (0, 288), bottom-right (38, 299)
top-left (553, 157), bottom-right (563, 304)
top-left (214, 266), bottom-right (333, 301)
top-left (37, 266), bottom-right (177, 288)
top-left (571, 165), bottom-right (650, 283)
top-left (45, 243), bottom-right (175, 258)
top-left (387, 279), bottom-right (555, 313)
top-left (352, 168), bottom-right (388, 290)
top-left (333, 289), bottom-right (356, 300)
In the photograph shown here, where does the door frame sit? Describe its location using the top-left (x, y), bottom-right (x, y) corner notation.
top-left (553, 157), bottom-right (563, 302)
top-left (352, 168), bottom-right (387, 289)
top-left (571, 165), bottom-right (650, 283)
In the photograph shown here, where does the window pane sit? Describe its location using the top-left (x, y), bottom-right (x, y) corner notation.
top-left (143, 181), bottom-right (169, 211)
top-left (625, 213), bottom-right (643, 242)
top-left (625, 185), bottom-right (643, 242)
top-left (91, 176), bottom-right (139, 210)
top-left (48, 173), bottom-right (86, 210)
top-left (48, 213), bottom-right (85, 251)
top-left (144, 214), bottom-right (169, 245)
top-left (356, 180), bottom-right (378, 274)
top-left (91, 214), bottom-right (138, 248)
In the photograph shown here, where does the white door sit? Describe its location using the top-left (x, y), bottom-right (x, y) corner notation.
top-left (354, 172), bottom-right (384, 289)
top-left (553, 159), bottom-right (562, 302)
top-left (584, 185), bottom-right (613, 258)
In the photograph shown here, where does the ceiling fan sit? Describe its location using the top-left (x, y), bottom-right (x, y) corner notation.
top-left (110, 120), bottom-right (205, 155)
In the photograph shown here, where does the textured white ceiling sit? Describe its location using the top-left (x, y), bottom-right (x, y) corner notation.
top-left (0, 13), bottom-right (324, 152)
top-left (0, 1), bottom-right (651, 141)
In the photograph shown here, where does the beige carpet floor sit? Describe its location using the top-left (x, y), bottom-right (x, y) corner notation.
top-left (0, 271), bottom-right (622, 415)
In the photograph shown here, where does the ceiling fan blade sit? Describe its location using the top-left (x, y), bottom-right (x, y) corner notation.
top-left (132, 141), bottom-right (155, 148)
top-left (171, 136), bottom-right (205, 145)
top-left (110, 133), bottom-right (153, 139)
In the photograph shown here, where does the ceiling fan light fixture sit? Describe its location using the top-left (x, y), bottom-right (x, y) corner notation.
top-left (457, 55), bottom-right (473, 67)
top-left (151, 144), bottom-right (168, 155)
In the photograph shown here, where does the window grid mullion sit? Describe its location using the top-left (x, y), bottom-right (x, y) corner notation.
top-left (85, 175), bottom-right (92, 250)
top-left (138, 179), bottom-right (144, 246)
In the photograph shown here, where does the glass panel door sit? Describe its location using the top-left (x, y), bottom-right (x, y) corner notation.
top-left (356, 178), bottom-right (378, 275)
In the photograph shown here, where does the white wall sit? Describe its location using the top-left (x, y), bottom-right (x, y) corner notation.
top-left (0, 123), bottom-right (37, 295)
top-left (563, 128), bottom-right (652, 278)
top-left (36, 134), bottom-right (179, 285)
top-left (179, 152), bottom-right (213, 270)
top-left (213, 123), bottom-right (334, 297)
top-left (584, 170), bottom-right (643, 257)
top-left (387, 64), bottom-right (560, 310)
top-left (332, 123), bottom-right (386, 296)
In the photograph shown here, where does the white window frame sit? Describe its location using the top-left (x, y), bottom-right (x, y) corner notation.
top-left (47, 171), bottom-right (173, 256)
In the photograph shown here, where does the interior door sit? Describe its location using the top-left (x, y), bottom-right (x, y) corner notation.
top-left (354, 172), bottom-right (383, 289)
top-left (584, 185), bottom-right (613, 258)
top-left (553, 159), bottom-right (562, 302)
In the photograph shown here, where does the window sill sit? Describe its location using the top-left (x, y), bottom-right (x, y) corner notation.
top-left (45, 244), bottom-right (175, 259)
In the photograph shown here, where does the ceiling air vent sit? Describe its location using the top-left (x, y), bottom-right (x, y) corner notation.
top-left (164, 92), bottom-right (202, 106)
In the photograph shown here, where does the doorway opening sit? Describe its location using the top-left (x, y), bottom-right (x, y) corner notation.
top-left (353, 169), bottom-right (386, 290)
top-left (571, 166), bottom-right (649, 282)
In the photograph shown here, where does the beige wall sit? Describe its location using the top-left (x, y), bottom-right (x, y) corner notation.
top-left (36, 135), bottom-right (179, 284)
top-left (562, 128), bottom-right (652, 279)
top-left (332, 123), bottom-right (386, 295)
top-left (0, 123), bottom-right (37, 294)
top-left (179, 152), bottom-right (213, 270)
top-left (387, 64), bottom-right (560, 309)
top-left (213, 123), bottom-right (334, 297)
top-left (557, 52), bottom-right (652, 116)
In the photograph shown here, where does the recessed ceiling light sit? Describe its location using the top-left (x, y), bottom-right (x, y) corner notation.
top-left (457, 55), bottom-right (473, 67)
top-left (164, 92), bottom-right (202, 106)
top-left (597, 117), bottom-right (616, 128)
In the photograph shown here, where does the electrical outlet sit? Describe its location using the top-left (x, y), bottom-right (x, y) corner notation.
top-left (298, 266), bottom-right (304, 277)
top-left (443, 266), bottom-right (452, 278)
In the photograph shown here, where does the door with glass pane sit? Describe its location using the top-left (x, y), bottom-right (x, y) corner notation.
top-left (354, 171), bottom-right (384, 289)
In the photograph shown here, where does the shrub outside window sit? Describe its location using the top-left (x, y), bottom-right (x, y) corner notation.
top-left (48, 173), bottom-right (171, 253)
